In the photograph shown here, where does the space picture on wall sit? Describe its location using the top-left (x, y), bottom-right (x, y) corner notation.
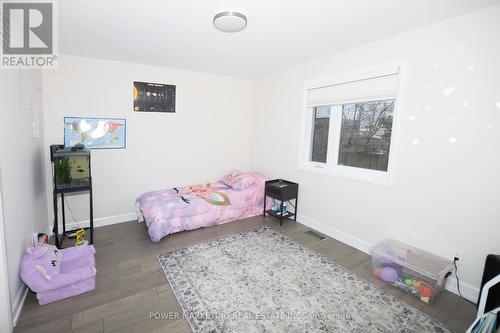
top-left (133, 81), bottom-right (176, 113)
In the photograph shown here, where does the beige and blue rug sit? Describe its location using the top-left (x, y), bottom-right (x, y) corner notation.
top-left (158, 227), bottom-right (451, 332)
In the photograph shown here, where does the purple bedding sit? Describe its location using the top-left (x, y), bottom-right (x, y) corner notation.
top-left (136, 171), bottom-right (272, 242)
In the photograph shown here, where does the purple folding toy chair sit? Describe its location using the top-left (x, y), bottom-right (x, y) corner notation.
top-left (20, 244), bottom-right (96, 305)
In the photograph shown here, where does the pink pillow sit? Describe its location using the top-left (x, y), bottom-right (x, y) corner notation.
top-left (221, 172), bottom-right (255, 191)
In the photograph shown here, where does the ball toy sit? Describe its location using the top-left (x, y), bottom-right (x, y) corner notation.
top-left (419, 284), bottom-right (432, 298)
top-left (380, 267), bottom-right (398, 282)
top-left (404, 278), bottom-right (414, 286)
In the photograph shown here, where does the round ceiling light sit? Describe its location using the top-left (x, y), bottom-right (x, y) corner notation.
top-left (213, 11), bottom-right (247, 33)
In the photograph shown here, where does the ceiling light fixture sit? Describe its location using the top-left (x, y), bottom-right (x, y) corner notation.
top-left (213, 11), bottom-right (247, 33)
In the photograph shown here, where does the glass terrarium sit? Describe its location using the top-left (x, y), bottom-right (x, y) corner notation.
top-left (53, 148), bottom-right (91, 190)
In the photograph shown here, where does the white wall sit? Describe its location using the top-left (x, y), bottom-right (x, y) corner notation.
top-left (37, 6), bottom-right (500, 302)
top-left (251, 6), bottom-right (500, 300)
top-left (0, 70), bottom-right (48, 326)
top-left (42, 55), bottom-right (254, 228)
top-left (0, 182), bottom-right (13, 333)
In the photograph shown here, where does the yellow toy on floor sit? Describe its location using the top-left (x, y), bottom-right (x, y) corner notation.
top-left (75, 228), bottom-right (88, 246)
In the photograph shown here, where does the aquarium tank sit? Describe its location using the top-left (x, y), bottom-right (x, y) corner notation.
top-left (53, 148), bottom-right (91, 190)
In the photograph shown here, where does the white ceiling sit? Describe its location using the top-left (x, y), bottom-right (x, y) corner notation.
top-left (59, 0), bottom-right (499, 77)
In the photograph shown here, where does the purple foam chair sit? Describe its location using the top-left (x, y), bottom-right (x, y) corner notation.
top-left (20, 244), bottom-right (96, 305)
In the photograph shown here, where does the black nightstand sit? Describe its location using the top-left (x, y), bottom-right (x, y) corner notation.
top-left (263, 179), bottom-right (298, 225)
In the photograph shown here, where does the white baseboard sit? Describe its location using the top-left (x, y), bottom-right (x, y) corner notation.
top-left (445, 276), bottom-right (479, 304)
top-left (296, 213), bottom-right (480, 303)
top-left (56, 212), bottom-right (137, 232)
top-left (54, 211), bottom-right (481, 303)
top-left (12, 285), bottom-right (28, 327)
top-left (298, 214), bottom-right (372, 254)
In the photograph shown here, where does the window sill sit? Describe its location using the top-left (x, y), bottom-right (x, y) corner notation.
top-left (298, 163), bottom-right (394, 187)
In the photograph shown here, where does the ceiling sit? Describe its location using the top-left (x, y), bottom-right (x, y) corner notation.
top-left (59, 0), bottom-right (499, 77)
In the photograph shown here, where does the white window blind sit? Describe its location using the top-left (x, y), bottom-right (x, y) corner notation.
top-left (307, 66), bottom-right (400, 107)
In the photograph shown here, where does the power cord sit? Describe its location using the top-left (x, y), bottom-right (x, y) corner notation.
top-left (454, 257), bottom-right (464, 298)
top-left (64, 197), bottom-right (79, 223)
top-left (454, 257), bottom-right (476, 305)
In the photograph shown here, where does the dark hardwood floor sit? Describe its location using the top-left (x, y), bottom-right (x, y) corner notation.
top-left (14, 216), bottom-right (476, 332)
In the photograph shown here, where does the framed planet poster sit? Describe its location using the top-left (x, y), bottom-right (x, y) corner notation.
top-left (133, 81), bottom-right (176, 113)
top-left (64, 117), bottom-right (126, 149)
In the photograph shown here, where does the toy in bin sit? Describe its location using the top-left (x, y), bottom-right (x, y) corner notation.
top-left (370, 239), bottom-right (454, 304)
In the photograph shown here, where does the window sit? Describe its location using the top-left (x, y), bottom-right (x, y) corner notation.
top-left (338, 100), bottom-right (394, 171)
top-left (311, 106), bottom-right (330, 163)
top-left (301, 66), bottom-right (400, 186)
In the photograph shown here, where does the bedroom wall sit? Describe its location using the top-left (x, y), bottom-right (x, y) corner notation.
top-left (0, 70), bottom-right (48, 325)
top-left (250, 5), bottom-right (500, 300)
top-left (0, 186), bottom-right (12, 332)
top-left (42, 55), bottom-right (253, 230)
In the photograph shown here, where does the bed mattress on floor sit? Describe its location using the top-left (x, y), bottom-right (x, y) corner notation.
top-left (136, 172), bottom-right (272, 242)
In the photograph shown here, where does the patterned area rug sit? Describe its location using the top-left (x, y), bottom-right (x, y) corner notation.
top-left (158, 227), bottom-right (451, 332)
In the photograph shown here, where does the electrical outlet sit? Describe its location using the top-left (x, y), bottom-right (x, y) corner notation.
top-left (452, 248), bottom-right (464, 262)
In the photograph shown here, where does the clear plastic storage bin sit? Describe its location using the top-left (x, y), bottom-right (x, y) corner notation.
top-left (370, 239), bottom-right (454, 304)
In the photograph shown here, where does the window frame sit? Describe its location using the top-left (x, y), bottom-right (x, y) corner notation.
top-left (299, 64), bottom-right (403, 187)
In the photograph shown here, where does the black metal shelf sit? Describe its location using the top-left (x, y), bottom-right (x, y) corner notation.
top-left (54, 184), bottom-right (92, 194)
top-left (51, 144), bottom-right (94, 249)
top-left (52, 182), bottom-right (94, 249)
